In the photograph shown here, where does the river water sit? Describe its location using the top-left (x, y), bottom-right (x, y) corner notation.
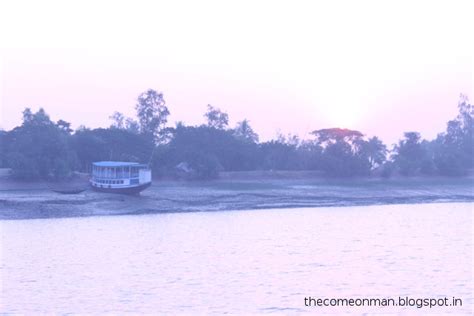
top-left (0, 203), bottom-right (472, 314)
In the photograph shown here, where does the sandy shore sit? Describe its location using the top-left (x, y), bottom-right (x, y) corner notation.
top-left (1, 176), bottom-right (473, 220)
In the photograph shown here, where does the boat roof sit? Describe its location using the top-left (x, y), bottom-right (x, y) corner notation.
top-left (93, 161), bottom-right (148, 168)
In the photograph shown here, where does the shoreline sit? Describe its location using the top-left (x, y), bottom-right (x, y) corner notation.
top-left (1, 171), bottom-right (473, 190)
top-left (1, 176), bottom-right (473, 220)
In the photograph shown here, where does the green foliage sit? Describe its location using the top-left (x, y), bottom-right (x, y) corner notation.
top-left (72, 128), bottom-right (153, 172)
top-left (5, 108), bottom-right (76, 179)
top-left (153, 125), bottom-right (260, 179)
top-left (204, 105), bottom-right (229, 129)
top-left (432, 95), bottom-right (473, 175)
top-left (311, 128), bottom-right (380, 177)
top-left (233, 119), bottom-right (259, 143)
top-left (109, 111), bottom-right (140, 133)
top-left (362, 136), bottom-right (387, 169)
top-left (56, 120), bottom-right (73, 134)
top-left (135, 89), bottom-right (170, 143)
top-left (188, 151), bottom-right (221, 180)
top-left (259, 140), bottom-right (320, 170)
top-left (389, 95), bottom-right (473, 176)
top-left (260, 141), bottom-right (299, 170)
top-left (380, 161), bottom-right (395, 178)
top-left (0, 130), bottom-right (7, 167)
top-left (312, 128), bottom-right (363, 145)
top-left (392, 132), bottom-right (426, 176)
top-left (109, 111), bottom-right (126, 129)
top-left (5, 152), bottom-right (39, 179)
top-left (2, 94), bottom-right (472, 181)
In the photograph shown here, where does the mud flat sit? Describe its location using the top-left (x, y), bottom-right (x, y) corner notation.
top-left (0, 177), bottom-right (473, 220)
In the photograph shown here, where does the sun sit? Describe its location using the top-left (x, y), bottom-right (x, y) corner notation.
top-left (323, 101), bottom-right (363, 129)
top-left (312, 78), bottom-right (369, 129)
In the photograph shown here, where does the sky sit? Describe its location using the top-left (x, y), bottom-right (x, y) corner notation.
top-left (0, 0), bottom-right (473, 146)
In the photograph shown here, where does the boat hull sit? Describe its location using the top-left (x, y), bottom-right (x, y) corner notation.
top-left (52, 188), bottom-right (87, 194)
top-left (91, 182), bottom-right (151, 194)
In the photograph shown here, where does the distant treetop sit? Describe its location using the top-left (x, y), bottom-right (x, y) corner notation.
top-left (204, 104), bottom-right (229, 129)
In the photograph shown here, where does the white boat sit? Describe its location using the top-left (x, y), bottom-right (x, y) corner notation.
top-left (90, 161), bottom-right (152, 194)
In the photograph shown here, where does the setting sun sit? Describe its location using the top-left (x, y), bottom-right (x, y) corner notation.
top-left (323, 102), bottom-right (364, 129)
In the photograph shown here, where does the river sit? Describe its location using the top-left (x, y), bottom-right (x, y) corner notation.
top-left (1, 202), bottom-right (472, 314)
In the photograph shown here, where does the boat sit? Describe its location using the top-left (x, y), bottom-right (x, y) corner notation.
top-left (90, 161), bottom-right (152, 194)
top-left (52, 188), bottom-right (87, 194)
top-left (49, 173), bottom-right (89, 194)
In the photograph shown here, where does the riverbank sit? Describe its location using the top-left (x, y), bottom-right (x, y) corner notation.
top-left (1, 176), bottom-right (473, 220)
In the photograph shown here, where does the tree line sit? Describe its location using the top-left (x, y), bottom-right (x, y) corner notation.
top-left (0, 89), bottom-right (472, 180)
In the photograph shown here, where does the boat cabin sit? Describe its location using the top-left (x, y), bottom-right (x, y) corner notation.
top-left (90, 161), bottom-right (152, 194)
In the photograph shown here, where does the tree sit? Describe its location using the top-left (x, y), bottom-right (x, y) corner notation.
top-left (392, 132), bottom-right (427, 176)
top-left (109, 111), bottom-right (140, 134)
top-left (276, 132), bottom-right (301, 146)
top-left (22, 108), bottom-right (34, 123)
top-left (361, 136), bottom-right (387, 169)
top-left (72, 128), bottom-right (153, 172)
top-left (433, 94), bottom-right (473, 175)
top-left (22, 107), bottom-right (53, 126)
top-left (109, 111), bottom-right (125, 129)
top-left (155, 124), bottom-right (260, 179)
top-left (204, 104), bottom-right (229, 129)
top-left (311, 128), bottom-right (373, 177)
top-left (135, 89), bottom-right (170, 143)
top-left (56, 120), bottom-right (73, 134)
top-left (233, 119), bottom-right (259, 143)
top-left (260, 140), bottom-right (299, 170)
top-left (6, 108), bottom-right (76, 179)
top-left (312, 128), bottom-right (364, 146)
top-left (0, 130), bottom-right (8, 167)
top-left (124, 118), bottom-right (140, 134)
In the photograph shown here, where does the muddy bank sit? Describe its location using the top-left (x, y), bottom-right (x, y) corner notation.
top-left (1, 177), bottom-right (473, 220)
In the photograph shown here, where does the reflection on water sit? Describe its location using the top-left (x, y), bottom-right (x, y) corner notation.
top-left (0, 203), bottom-right (472, 314)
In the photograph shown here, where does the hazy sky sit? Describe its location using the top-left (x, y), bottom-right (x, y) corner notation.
top-left (1, 0), bottom-right (472, 145)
